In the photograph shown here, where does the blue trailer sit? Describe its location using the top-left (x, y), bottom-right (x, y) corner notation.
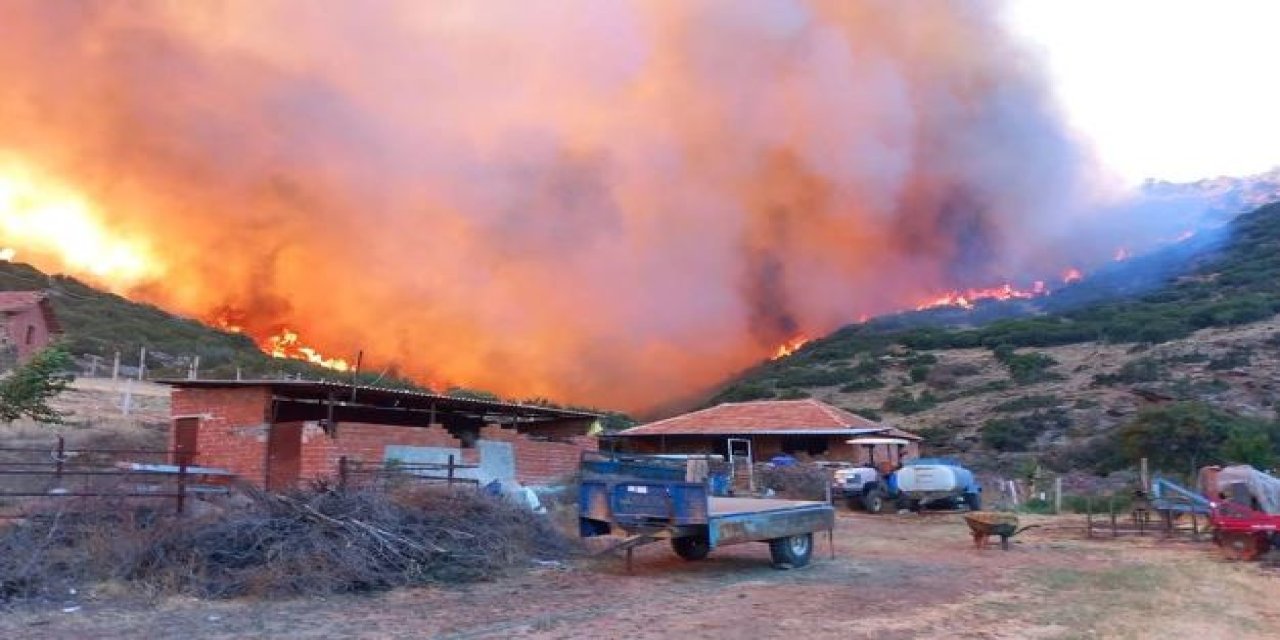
top-left (579, 453), bottom-right (835, 570)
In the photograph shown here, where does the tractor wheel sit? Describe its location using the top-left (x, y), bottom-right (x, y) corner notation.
top-left (863, 488), bottom-right (889, 514)
top-left (1219, 532), bottom-right (1267, 561)
top-left (769, 533), bottom-right (814, 568)
top-left (671, 535), bottom-right (711, 561)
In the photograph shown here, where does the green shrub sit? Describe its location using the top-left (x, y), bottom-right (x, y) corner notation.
top-left (1207, 348), bottom-right (1252, 371)
top-left (982, 409), bottom-right (1072, 452)
top-left (993, 395), bottom-right (1061, 413)
top-left (882, 389), bottom-right (938, 415)
top-left (1093, 357), bottom-right (1165, 386)
top-left (909, 364), bottom-right (931, 383)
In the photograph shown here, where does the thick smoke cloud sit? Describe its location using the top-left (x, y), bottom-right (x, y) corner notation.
top-left (0, 1), bottom-right (1090, 410)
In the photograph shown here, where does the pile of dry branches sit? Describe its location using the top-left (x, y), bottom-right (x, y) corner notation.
top-left (0, 486), bottom-right (575, 601)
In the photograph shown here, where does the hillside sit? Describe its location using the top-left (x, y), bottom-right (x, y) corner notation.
top-left (0, 260), bottom-right (401, 383)
top-left (714, 200), bottom-right (1280, 473)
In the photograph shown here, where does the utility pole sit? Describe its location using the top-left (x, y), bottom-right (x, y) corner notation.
top-left (137, 346), bottom-right (147, 381)
top-left (111, 351), bottom-right (120, 381)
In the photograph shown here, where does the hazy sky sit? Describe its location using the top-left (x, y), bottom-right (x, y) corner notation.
top-left (1007, 0), bottom-right (1279, 184)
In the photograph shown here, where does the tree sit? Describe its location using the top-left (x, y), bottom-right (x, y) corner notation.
top-left (1116, 402), bottom-right (1280, 476)
top-left (0, 346), bottom-right (75, 424)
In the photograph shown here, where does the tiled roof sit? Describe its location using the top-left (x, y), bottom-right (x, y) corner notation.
top-left (0, 290), bottom-right (62, 333)
top-left (619, 398), bottom-right (919, 438)
top-left (0, 291), bottom-right (45, 313)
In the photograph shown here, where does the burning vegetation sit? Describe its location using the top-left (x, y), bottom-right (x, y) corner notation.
top-left (0, 1), bottom-right (1148, 410)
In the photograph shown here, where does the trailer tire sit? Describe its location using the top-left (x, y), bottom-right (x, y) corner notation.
top-left (671, 535), bottom-right (711, 561)
top-left (769, 533), bottom-right (813, 568)
top-left (863, 488), bottom-right (889, 514)
top-left (963, 491), bottom-right (982, 511)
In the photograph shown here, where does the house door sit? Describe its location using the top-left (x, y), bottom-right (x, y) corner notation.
top-left (266, 422), bottom-right (303, 491)
top-left (727, 437), bottom-right (754, 495)
top-left (173, 418), bottom-right (199, 466)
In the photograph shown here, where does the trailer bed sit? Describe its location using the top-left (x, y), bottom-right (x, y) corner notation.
top-left (709, 497), bottom-right (828, 516)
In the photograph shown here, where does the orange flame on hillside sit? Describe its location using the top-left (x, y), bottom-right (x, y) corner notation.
top-left (1062, 268), bottom-right (1084, 284)
top-left (773, 336), bottom-right (810, 360)
top-left (265, 328), bottom-right (351, 372)
top-left (915, 281), bottom-right (1048, 311)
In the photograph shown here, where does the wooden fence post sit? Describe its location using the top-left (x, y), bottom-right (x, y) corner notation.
top-left (176, 458), bottom-right (188, 515)
top-left (338, 456), bottom-right (349, 491)
top-left (447, 455), bottom-right (456, 486)
top-left (1086, 495), bottom-right (1093, 539)
top-left (1054, 477), bottom-right (1063, 514)
top-left (54, 435), bottom-right (65, 486)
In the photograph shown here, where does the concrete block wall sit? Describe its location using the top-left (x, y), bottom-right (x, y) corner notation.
top-left (170, 387), bottom-right (272, 482)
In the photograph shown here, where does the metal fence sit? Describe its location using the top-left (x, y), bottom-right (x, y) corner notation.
top-left (0, 436), bottom-right (230, 517)
top-left (333, 455), bottom-right (481, 491)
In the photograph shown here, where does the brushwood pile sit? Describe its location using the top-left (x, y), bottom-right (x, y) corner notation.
top-left (0, 486), bottom-right (575, 601)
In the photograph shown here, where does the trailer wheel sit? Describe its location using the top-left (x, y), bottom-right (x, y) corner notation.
top-left (963, 491), bottom-right (982, 511)
top-left (671, 535), bottom-right (711, 561)
top-left (769, 533), bottom-right (813, 568)
top-left (863, 488), bottom-right (889, 514)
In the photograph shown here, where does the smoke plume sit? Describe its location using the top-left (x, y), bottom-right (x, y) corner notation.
top-left (0, 1), bottom-right (1092, 410)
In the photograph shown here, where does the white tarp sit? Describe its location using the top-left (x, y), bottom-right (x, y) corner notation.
top-left (1212, 465), bottom-right (1280, 514)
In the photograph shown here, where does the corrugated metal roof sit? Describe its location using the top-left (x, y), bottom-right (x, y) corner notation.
top-left (615, 398), bottom-right (919, 439)
top-left (157, 379), bottom-right (601, 421)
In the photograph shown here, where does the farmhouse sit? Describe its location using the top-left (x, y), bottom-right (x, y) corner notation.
top-left (160, 379), bottom-right (600, 490)
top-left (0, 290), bottom-right (60, 366)
top-left (610, 399), bottom-right (921, 465)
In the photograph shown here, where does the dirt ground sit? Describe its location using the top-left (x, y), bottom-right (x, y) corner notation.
top-left (4, 511), bottom-right (1279, 640)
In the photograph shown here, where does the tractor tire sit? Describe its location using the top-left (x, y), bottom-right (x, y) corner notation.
top-left (963, 491), bottom-right (982, 512)
top-left (863, 488), bottom-right (889, 514)
top-left (769, 533), bottom-right (814, 569)
top-left (671, 535), bottom-right (711, 561)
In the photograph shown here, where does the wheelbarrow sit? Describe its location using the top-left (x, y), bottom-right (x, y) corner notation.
top-left (964, 512), bottom-right (1040, 550)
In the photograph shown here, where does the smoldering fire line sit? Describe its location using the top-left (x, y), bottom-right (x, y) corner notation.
top-left (0, 1), bottom-right (1098, 411)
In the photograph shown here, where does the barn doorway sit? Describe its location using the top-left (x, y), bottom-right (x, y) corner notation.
top-left (266, 422), bottom-right (303, 491)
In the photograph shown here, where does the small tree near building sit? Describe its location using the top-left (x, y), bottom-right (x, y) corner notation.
top-left (0, 346), bottom-right (75, 424)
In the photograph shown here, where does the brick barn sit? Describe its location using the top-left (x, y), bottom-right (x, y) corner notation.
top-left (0, 290), bottom-right (61, 366)
top-left (610, 399), bottom-right (921, 465)
top-left (161, 380), bottom-right (600, 490)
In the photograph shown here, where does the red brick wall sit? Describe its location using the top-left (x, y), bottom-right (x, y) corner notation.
top-left (298, 422), bottom-right (462, 481)
top-left (170, 387), bottom-right (272, 483)
top-left (169, 386), bottom-right (598, 487)
top-left (480, 425), bottom-right (597, 485)
top-left (2, 304), bottom-right (53, 362)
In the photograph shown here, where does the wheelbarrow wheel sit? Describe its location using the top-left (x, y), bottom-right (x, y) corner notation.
top-left (769, 533), bottom-right (813, 569)
top-left (1219, 532), bottom-right (1268, 561)
top-left (671, 535), bottom-right (711, 561)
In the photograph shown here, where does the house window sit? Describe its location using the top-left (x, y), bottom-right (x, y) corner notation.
top-left (780, 436), bottom-right (829, 456)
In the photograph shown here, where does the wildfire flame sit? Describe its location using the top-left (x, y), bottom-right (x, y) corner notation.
top-left (915, 281), bottom-right (1049, 311)
top-left (0, 159), bottom-right (161, 286)
top-left (264, 328), bottom-right (351, 372)
top-left (773, 336), bottom-right (810, 360)
top-left (1114, 247), bottom-right (1131, 261)
top-left (1062, 268), bottom-right (1084, 284)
